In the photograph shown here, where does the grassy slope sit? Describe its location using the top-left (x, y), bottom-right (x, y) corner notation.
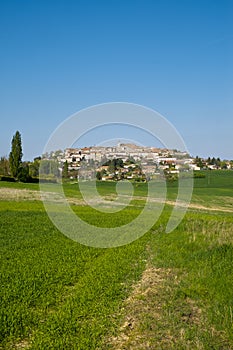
top-left (0, 170), bottom-right (233, 349)
top-left (0, 200), bottom-right (149, 349)
top-left (150, 211), bottom-right (233, 348)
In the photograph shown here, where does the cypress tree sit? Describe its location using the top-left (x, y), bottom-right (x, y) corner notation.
top-left (9, 131), bottom-right (23, 178)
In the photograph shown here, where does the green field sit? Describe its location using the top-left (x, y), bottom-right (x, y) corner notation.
top-left (0, 171), bottom-right (233, 349)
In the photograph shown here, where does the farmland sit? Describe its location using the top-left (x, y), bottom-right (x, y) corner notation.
top-left (0, 170), bottom-right (233, 349)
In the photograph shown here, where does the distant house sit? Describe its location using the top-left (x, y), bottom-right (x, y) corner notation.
top-left (189, 164), bottom-right (201, 171)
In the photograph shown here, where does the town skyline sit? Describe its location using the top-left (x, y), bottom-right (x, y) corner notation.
top-left (44, 142), bottom-right (232, 166)
top-left (38, 142), bottom-right (232, 181)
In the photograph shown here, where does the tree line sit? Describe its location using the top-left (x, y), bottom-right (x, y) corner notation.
top-left (194, 156), bottom-right (231, 169)
top-left (0, 131), bottom-right (59, 182)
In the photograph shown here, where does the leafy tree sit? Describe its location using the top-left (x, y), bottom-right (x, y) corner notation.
top-left (53, 150), bottom-right (63, 159)
top-left (96, 171), bottom-right (102, 180)
top-left (107, 158), bottom-right (124, 173)
top-left (108, 162), bottom-right (115, 174)
top-left (115, 158), bottom-right (124, 168)
top-left (42, 152), bottom-right (49, 159)
top-left (216, 157), bottom-right (221, 167)
top-left (39, 159), bottom-right (60, 177)
top-left (0, 156), bottom-right (10, 175)
top-left (210, 157), bottom-right (216, 165)
top-left (194, 156), bottom-right (204, 168)
top-left (62, 160), bottom-right (69, 179)
top-left (220, 161), bottom-right (227, 169)
top-left (39, 160), bottom-right (50, 175)
top-left (9, 131), bottom-right (23, 178)
top-left (29, 157), bottom-right (41, 178)
top-left (18, 162), bottom-right (30, 182)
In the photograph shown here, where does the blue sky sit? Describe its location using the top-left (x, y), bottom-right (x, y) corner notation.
top-left (1, 0), bottom-right (232, 160)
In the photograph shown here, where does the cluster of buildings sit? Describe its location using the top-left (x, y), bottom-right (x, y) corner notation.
top-left (44, 143), bottom-right (232, 181)
top-left (58, 143), bottom-right (191, 180)
top-left (64, 143), bottom-right (173, 163)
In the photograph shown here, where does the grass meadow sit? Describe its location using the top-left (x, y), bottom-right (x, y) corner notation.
top-left (0, 170), bottom-right (233, 349)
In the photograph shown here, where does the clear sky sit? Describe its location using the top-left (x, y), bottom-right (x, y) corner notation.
top-left (1, 0), bottom-right (232, 160)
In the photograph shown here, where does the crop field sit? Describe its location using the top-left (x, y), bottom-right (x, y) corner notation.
top-left (0, 170), bottom-right (233, 349)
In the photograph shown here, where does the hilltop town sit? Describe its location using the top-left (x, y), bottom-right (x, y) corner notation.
top-left (41, 143), bottom-right (233, 181)
top-left (1, 133), bottom-right (232, 183)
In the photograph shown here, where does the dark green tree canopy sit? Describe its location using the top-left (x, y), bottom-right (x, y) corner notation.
top-left (62, 160), bottom-right (69, 179)
top-left (0, 156), bottom-right (10, 176)
top-left (9, 131), bottom-right (23, 178)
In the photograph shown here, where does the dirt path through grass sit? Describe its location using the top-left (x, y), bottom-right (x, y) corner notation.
top-left (106, 263), bottom-right (230, 349)
top-left (1, 187), bottom-right (232, 213)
